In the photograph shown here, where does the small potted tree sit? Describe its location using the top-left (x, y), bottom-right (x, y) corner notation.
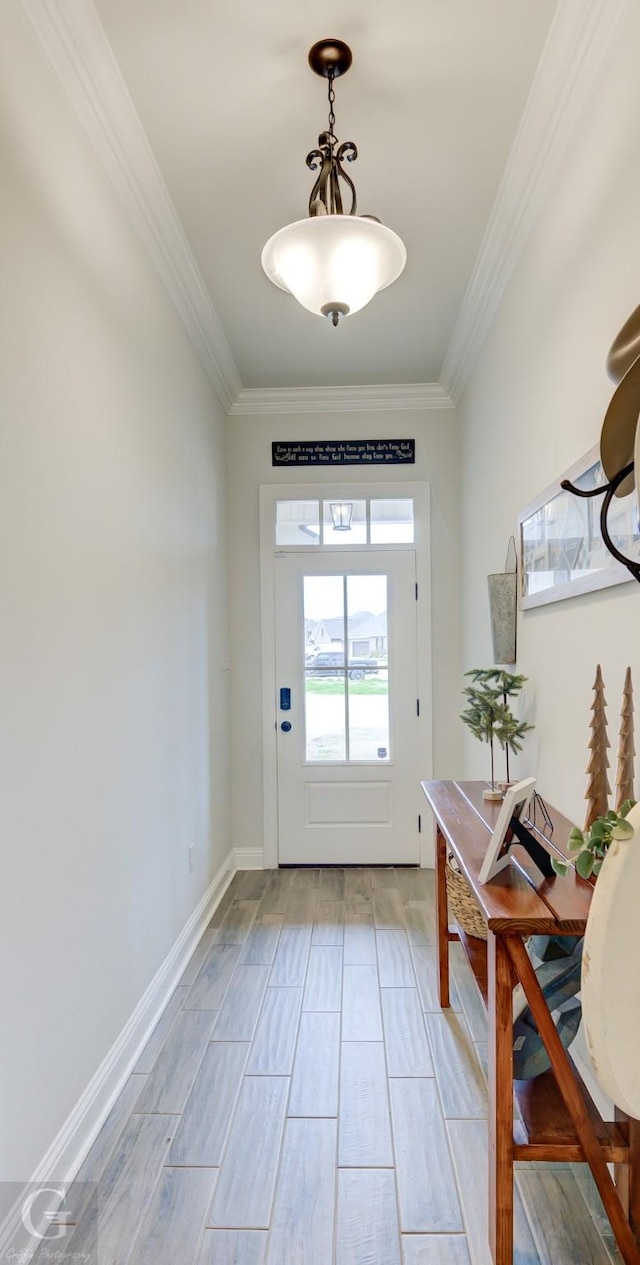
top-left (460, 668), bottom-right (533, 800)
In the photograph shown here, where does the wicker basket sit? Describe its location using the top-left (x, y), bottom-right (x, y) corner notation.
top-left (446, 855), bottom-right (487, 940)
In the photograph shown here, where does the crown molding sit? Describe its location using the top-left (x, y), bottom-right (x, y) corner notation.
top-left (17, 0), bottom-right (242, 413)
top-left (229, 382), bottom-right (454, 416)
top-left (440, 0), bottom-right (632, 406)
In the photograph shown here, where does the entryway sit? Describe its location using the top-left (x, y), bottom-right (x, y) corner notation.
top-left (260, 483), bottom-right (432, 869)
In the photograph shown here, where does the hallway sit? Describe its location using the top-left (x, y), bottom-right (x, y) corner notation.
top-left (51, 868), bottom-right (619, 1264)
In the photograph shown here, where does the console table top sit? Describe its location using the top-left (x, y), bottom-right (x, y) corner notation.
top-left (421, 779), bottom-right (593, 934)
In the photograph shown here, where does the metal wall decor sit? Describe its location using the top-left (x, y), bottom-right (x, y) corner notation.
top-left (562, 305), bottom-right (640, 583)
top-left (487, 536), bottom-right (517, 664)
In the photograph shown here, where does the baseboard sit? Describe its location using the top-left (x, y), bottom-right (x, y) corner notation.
top-left (233, 846), bottom-right (264, 870)
top-left (30, 850), bottom-right (236, 1187)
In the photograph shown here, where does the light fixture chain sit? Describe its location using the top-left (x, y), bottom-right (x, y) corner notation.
top-left (327, 70), bottom-right (336, 142)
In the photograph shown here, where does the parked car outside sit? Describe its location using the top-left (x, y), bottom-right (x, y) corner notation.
top-left (305, 649), bottom-right (378, 681)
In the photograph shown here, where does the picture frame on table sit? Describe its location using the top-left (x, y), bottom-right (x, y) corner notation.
top-left (478, 777), bottom-right (537, 884)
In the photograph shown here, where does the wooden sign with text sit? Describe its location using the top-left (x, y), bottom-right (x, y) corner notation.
top-left (272, 439), bottom-right (415, 467)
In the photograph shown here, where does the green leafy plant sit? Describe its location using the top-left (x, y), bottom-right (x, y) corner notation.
top-left (460, 669), bottom-right (533, 790)
top-left (551, 801), bottom-right (637, 879)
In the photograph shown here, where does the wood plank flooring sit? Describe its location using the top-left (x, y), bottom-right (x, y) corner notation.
top-left (52, 868), bottom-right (623, 1265)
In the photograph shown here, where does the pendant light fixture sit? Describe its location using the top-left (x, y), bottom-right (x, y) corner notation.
top-left (261, 39), bottom-right (406, 327)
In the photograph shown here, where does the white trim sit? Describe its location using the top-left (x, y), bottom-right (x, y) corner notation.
top-left (441, 0), bottom-right (632, 404)
top-left (233, 846), bottom-right (264, 871)
top-left (259, 482), bottom-right (433, 869)
top-left (229, 383), bottom-right (454, 416)
top-left (16, 0), bottom-right (242, 413)
top-left (27, 852), bottom-right (235, 1188)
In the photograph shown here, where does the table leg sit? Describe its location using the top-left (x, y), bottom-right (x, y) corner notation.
top-left (435, 825), bottom-right (450, 1008)
top-left (488, 931), bottom-right (514, 1265)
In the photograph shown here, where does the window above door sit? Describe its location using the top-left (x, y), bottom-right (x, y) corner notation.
top-left (274, 497), bottom-right (414, 548)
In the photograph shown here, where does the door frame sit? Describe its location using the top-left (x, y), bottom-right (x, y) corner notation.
top-left (259, 480), bottom-right (433, 868)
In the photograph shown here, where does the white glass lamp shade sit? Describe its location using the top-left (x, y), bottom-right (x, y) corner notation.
top-left (261, 214), bottom-right (406, 320)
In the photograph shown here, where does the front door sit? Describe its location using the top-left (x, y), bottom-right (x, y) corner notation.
top-left (274, 550), bottom-right (419, 865)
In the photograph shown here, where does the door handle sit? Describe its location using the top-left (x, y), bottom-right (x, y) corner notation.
top-left (280, 687), bottom-right (291, 711)
top-left (280, 721), bottom-right (292, 732)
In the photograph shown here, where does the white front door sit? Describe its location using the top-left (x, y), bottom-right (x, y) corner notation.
top-left (274, 550), bottom-right (419, 865)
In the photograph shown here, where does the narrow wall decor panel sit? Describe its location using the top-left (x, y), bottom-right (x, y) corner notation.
top-left (389, 1078), bottom-right (463, 1233)
top-left (169, 1042), bottom-right (250, 1166)
top-left (134, 1010), bottom-right (216, 1114)
top-left (265, 1118), bottom-right (337, 1265)
top-left (288, 1012), bottom-right (340, 1117)
top-left (338, 1043), bottom-right (393, 1167)
top-left (208, 1077), bottom-right (289, 1229)
top-left (336, 1168), bottom-right (401, 1265)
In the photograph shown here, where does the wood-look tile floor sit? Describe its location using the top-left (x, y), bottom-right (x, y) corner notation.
top-left (50, 868), bottom-right (622, 1265)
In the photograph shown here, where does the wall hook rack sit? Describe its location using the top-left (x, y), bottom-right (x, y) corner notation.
top-left (561, 460), bottom-right (640, 583)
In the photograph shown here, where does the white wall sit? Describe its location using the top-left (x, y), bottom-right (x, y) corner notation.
top-left (458, 2), bottom-right (640, 821)
top-left (226, 409), bottom-right (462, 861)
top-left (1, 5), bottom-right (230, 1179)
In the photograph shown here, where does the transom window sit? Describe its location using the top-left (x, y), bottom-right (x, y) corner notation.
top-left (275, 498), bottom-right (414, 547)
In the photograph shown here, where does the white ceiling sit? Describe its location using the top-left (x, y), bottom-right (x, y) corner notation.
top-left (88, 0), bottom-right (557, 392)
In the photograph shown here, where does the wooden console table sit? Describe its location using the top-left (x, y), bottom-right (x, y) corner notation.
top-left (421, 779), bottom-right (640, 1265)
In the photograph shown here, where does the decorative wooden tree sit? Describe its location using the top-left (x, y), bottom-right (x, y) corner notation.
top-left (615, 666), bottom-right (635, 811)
top-left (584, 665), bottom-right (611, 829)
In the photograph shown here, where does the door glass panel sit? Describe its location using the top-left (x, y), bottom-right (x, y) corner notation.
top-left (347, 575), bottom-right (389, 761)
top-left (303, 573), bottom-right (390, 763)
top-left (304, 575), bottom-right (346, 760)
top-left (276, 500), bottom-right (320, 545)
top-left (370, 498), bottom-right (414, 543)
top-left (322, 499), bottom-right (367, 545)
